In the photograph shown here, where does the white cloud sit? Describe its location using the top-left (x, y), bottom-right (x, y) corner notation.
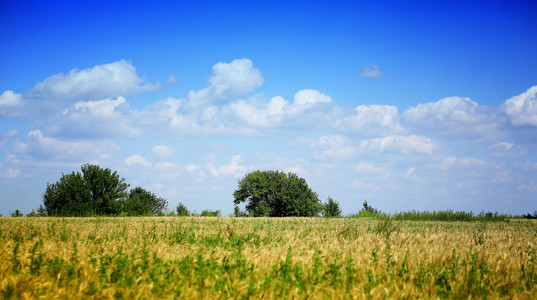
top-left (518, 181), bottom-right (537, 192)
top-left (37, 96), bottom-right (140, 139)
top-left (359, 135), bottom-right (436, 155)
top-left (339, 104), bottom-right (404, 136)
top-left (488, 142), bottom-right (527, 159)
top-left (166, 75), bottom-right (177, 84)
top-left (293, 89), bottom-right (332, 107)
top-left (501, 85), bottom-right (537, 126)
top-left (226, 96), bottom-right (288, 128)
top-left (27, 59), bottom-right (159, 101)
top-left (355, 162), bottom-right (390, 177)
top-left (125, 155), bottom-right (152, 167)
top-left (12, 130), bottom-right (120, 162)
top-left (360, 63), bottom-right (384, 78)
top-left (187, 58), bottom-right (263, 106)
top-left (152, 145), bottom-right (175, 159)
top-left (0, 90), bottom-right (25, 117)
top-left (441, 157), bottom-right (486, 170)
top-left (402, 96), bottom-right (501, 140)
top-left (206, 155), bottom-right (248, 178)
top-left (184, 164), bottom-right (206, 182)
top-left (314, 135), bottom-right (356, 160)
top-left (154, 162), bottom-right (181, 178)
top-left (225, 89), bottom-right (335, 130)
top-left (5, 129), bottom-right (20, 138)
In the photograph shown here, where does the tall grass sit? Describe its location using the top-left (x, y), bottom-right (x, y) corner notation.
top-left (0, 217), bottom-right (535, 298)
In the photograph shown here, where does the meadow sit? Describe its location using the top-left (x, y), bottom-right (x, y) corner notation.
top-left (1, 216), bottom-right (536, 299)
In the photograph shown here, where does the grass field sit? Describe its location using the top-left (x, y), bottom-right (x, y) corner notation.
top-left (1, 216), bottom-right (536, 299)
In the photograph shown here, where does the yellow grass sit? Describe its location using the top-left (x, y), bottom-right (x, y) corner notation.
top-left (0, 217), bottom-right (536, 299)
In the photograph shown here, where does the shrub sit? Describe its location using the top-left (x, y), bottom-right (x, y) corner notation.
top-left (176, 202), bottom-right (190, 216)
top-left (324, 196), bottom-right (342, 217)
top-left (200, 209), bottom-right (221, 217)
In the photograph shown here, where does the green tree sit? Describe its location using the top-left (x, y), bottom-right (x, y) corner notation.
top-left (121, 187), bottom-right (168, 216)
top-left (176, 202), bottom-right (190, 216)
top-left (200, 209), bottom-right (221, 217)
top-left (11, 209), bottom-right (23, 217)
top-left (362, 200), bottom-right (380, 215)
top-left (233, 170), bottom-right (322, 217)
top-left (43, 164), bottom-right (129, 216)
top-left (323, 196), bottom-right (342, 217)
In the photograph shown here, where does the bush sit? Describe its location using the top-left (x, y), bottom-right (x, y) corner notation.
top-left (120, 187), bottom-right (168, 216)
top-left (176, 202), bottom-right (190, 216)
top-left (323, 196), bottom-right (342, 217)
top-left (200, 209), bottom-right (221, 217)
top-left (11, 209), bottom-right (23, 217)
top-left (361, 200), bottom-right (380, 215)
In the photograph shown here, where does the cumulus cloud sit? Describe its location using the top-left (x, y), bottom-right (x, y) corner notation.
top-left (360, 63), bottom-right (384, 78)
top-left (359, 135), bottom-right (436, 155)
top-left (355, 162), bottom-right (390, 177)
top-left (27, 59), bottom-right (159, 101)
top-left (12, 130), bottom-right (120, 162)
top-left (314, 135), bottom-right (356, 160)
top-left (225, 89), bottom-right (335, 129)
top-left (441, 157), bottom-right (486, 170)
top-left (501, 85), bottom-right (537, 127)
top-left (402, 96), bottom-right (501, 140)
top-left (206, 155), bottom-right (248, 178)
top-left (184, 164), bottom-right (206, 182)
top-left (187, 58), bottom-right (263, 106)
top-left (488, 142), bottom-right (527, 159)
top-left (339, 104), bottom-right (404, 136)
top-left (0, 90), bottom-right (25, 117)
top-left (152, 145), bottom-right (175, 159)
top-left (125, 154), bottom-right (151, 167)
top-left (36, 96), bottom-right (140, 139)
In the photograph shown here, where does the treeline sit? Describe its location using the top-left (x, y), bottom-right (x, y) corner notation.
top-left (2, 164), bottom-right (535, 220)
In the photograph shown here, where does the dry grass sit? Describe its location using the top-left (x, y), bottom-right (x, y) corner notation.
top-left (0, 217), bottom-right (536, 299)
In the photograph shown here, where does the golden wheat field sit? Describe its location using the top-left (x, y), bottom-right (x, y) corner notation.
top-left (0, 217), bottom-right (536, 299)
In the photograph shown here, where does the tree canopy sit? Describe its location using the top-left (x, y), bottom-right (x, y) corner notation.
top-left (43, 164), bottom-right (167, 216)
top-left (233, 170), bottom-right (322, 217)
top-left (120, 187), bottom-right (168, 216)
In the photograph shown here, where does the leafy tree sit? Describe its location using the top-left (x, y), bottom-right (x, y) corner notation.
top-left (11, 209), bottom-right (23, 217)
top-left (362, 200), bottom-right (380, 215)
top-left (200, 209), bottom-right (221, 217)
top-left (233, 170), bottom-right (322, 217)
top-left (176, 202), bottom-right (190, 216)
top-left (121, 187), bottom-right (168, 216)
top-left (81, 164), bottom-right (129, 215)
top-left (233, 205), bottom-right (247, 217)
top-left (37, 205), bottom-right (47, 217)
top-left (26, 209), bottom-right (39, 217)
top-left (43, 164), bottom-right (129, 216)
top-left (323, 196), bottom-right (342, 217)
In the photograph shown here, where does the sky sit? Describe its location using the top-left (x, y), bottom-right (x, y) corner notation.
top-left (1, 0), bottom-right (536, 216)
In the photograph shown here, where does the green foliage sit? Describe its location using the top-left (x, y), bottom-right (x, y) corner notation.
top-left (26, 209), bottom-right (39, 217)
top-left (200, 209), bottom-right (221, 217)
top-left (43, 164), bottom-right (129, 216)
top-left (323, 196), bottom-right (342, 217)
top-left (120, 187), bottom-right (168, 216)
top-left (176, 202), bottom-right (190, 217)
top-left (390, 210), bottom-right (514, 222)
top-left (11, 209), bottom-right (23, 217)
top-left (362, 200), bottom-right (380, 215)
top-left (233, 206), bottom-right (247, 217)
top-left (233, 170), bottom-right (322, 217)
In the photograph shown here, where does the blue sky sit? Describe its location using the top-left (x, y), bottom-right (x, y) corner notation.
top-left (1, 0), bottom-right (536, 215)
